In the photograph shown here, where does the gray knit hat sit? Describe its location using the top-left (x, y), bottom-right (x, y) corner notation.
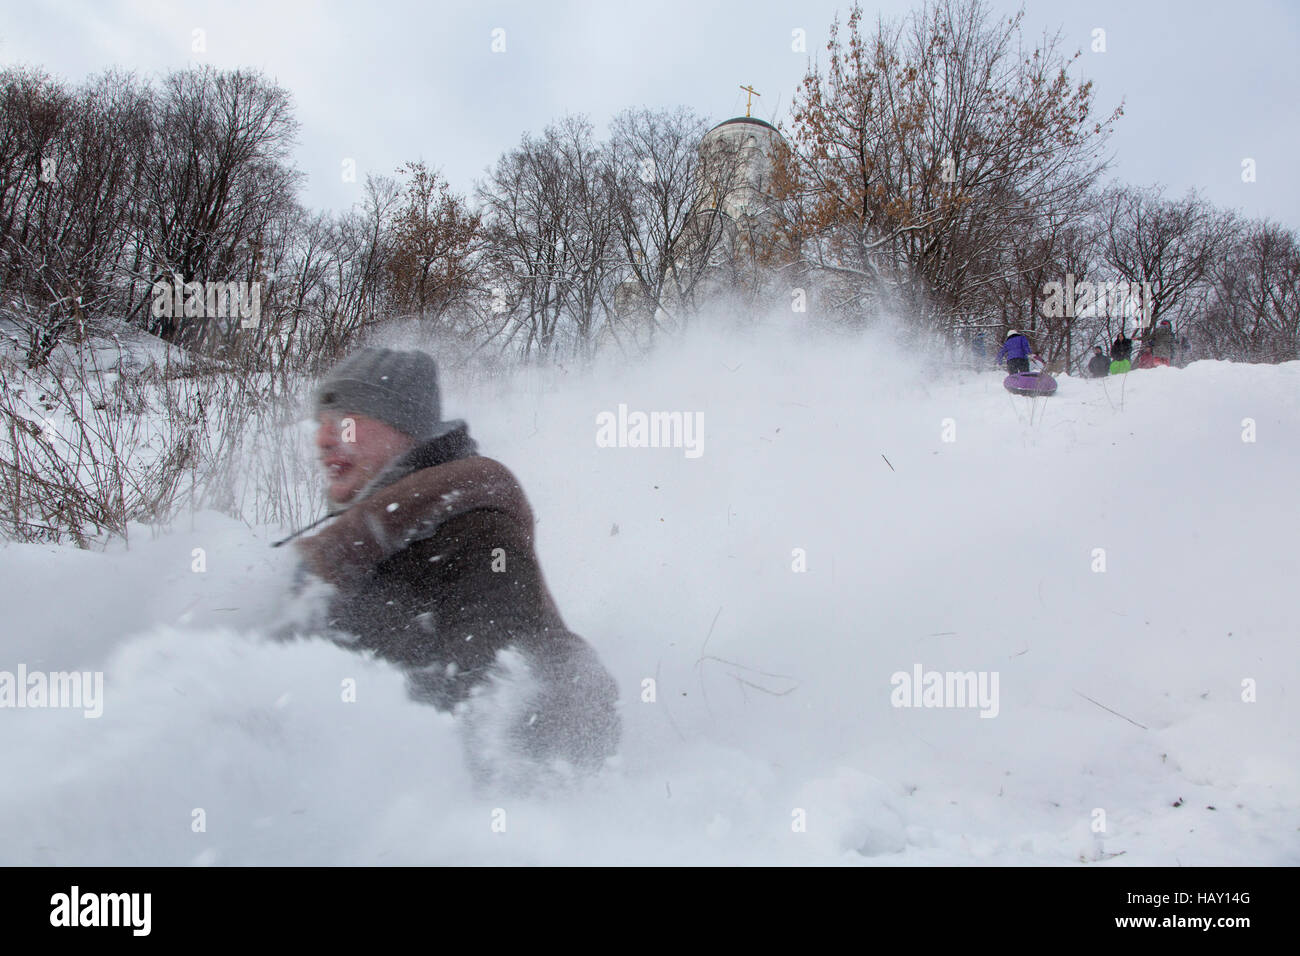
top-left (314, 348), bottom-right (442, 440)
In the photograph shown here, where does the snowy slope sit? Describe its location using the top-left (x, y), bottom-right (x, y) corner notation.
top-left (1, 325), bottom-right (1297, 865)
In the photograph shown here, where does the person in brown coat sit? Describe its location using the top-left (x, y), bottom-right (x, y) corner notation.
top-left (287, 347), bottom-right (620, 776)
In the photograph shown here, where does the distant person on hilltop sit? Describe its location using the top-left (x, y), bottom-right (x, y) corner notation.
top-left (1087, 345), bottom-right (1111, 378)
top-left (1134, 320), bottom-right (1175, 369)
top-left (1149, 320), bottom-right (1175, 363)
top-left (997, 330), bottom-right (1035, 374)
top-left (1109, 330), bottom-right (1134, 375)
top-left (1110, 331), bottom-right (1133, 362)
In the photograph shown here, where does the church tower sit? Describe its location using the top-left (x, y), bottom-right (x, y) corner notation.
top-left (696, 87), bottom-right (785, 254)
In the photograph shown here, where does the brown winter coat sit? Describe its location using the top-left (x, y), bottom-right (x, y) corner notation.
top-left (294, 427), bottom-right (619, 769)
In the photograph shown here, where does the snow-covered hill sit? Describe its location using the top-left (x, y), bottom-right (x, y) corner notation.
top-left (2, 325), bottom-right (1297, 865)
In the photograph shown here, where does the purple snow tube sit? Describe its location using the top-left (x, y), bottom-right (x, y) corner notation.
top-left (1003, 370), bottom-right (1058, 396)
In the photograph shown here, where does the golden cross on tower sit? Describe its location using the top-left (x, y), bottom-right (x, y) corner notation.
top-left (739, 84), bottom-right (760, 118)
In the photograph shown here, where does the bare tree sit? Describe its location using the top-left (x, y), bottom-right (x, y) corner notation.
top-left (987, 201), bottom-right (1107, 370)
top-left (131, 67), bottom-right (300, 346)
top-left (1202, 220), bottom-right (1300, 363)
top-left (550, 118), bottom-right (619, 355)
top-left (0, 69), bottom-right (152, 366)
top-left (775, 0), bottom-right (1119, 332)
top-left (478, 115), bottom-right (617, 358)
top-left (606, 106), bottom-right (728, 341)
top-left (1100, 184), bottom-right (1234, 339)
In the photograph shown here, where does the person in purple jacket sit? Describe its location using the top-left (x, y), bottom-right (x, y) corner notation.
top-left (996, 329), bottom-right (1036, 374)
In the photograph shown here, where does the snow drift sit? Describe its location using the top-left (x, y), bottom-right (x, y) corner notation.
top-left (1, 323), bottom-right (1297, 865)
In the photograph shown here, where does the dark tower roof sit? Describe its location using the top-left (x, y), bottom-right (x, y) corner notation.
top-left (706, 116), bottom-right (780, 135)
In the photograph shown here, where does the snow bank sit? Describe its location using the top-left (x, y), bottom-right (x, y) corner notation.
top-left (1, 325), bottom-right (1297, 865)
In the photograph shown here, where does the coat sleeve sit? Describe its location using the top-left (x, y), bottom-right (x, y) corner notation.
top-left (294, 456), bottom-right (529, 589)
top-left (403, 511), bottom-right (620, 769)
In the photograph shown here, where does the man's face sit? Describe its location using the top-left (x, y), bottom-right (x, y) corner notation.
top-left (315, 411), bottom-right (415, 506)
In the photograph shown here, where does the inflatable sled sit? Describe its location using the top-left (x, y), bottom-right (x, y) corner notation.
top-left (1135, 352), bottom-right (1170, 370)
top-left (1109, 358), bottom-right (1132, 375)
top-left (1003, 370), bottom-right (1058, 396)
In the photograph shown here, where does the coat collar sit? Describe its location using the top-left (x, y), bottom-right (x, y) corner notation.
top-left (344, 419), bottom-right (478, 511)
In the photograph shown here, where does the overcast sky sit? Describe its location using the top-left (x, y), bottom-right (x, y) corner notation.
top-left (3, 0), bottom-right (1296, 228)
